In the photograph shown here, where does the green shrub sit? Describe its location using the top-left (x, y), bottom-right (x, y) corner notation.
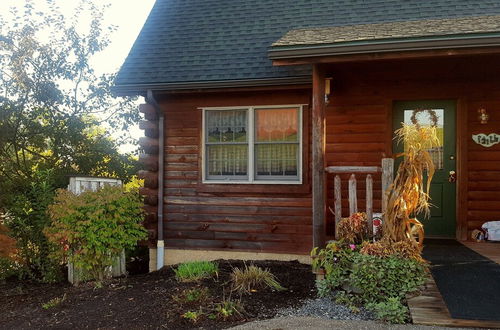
top-left (3, 170), bottom-right (62, 282)
top-left (0, 257), bottom-right (21, 281)
top-left (349, 254), bottom-right (427, 304)
top-left (174, 261), bottom-right (218, 282)
top-left (230, 264), bottom-right (285, 293)
top-left (367, 297), bottom-right (409, 324)
top-left (311, 241), bottom-right (356, 293)
top-left (311, 241), bottom-right (427, 324)
top-left (45, 185), bottom-right (147, 284)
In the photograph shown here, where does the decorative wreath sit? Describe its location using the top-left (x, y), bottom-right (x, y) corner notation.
top-left (410, 109), bottom-right (439, 127)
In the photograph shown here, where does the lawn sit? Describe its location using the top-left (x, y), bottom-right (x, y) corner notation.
top-left (0, 260), bottom-right (314, 329)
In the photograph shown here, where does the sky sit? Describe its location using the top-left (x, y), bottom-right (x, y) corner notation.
top-left (0, 0), bottom-right (157, 153)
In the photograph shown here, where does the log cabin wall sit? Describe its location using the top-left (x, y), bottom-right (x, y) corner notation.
top-left (154, 89), bottom-right (314, 254)
top-left (324, 54), bottom-right (500, 239)
top-left (142, 54), bottom-right (500, 255)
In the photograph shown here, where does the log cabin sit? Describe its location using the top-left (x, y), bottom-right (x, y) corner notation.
top-left (113, 0), bottom-right (500, 271)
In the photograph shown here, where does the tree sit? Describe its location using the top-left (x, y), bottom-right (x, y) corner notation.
top-left (0, 0), bottom-right (140, 281)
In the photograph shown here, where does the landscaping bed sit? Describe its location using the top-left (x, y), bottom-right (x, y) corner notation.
top-left (0, 260), bottom-right (315, 329)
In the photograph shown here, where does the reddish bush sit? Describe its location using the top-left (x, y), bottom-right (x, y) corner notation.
top-left (0, 223), bottom-right (17, 260)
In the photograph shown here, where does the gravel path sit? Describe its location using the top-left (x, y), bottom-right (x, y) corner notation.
top-left (231, 296), bottom-right (470, 330)
top-left (276, 297), bottom-right (374, 321)
top-left (229, 316), bottom-right (469, 330)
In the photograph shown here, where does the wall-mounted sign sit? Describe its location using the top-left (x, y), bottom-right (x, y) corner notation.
top-left (472, 133), bottom-right (500, 147)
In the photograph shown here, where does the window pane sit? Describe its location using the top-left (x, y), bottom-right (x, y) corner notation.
top-left (207, 145), bottom-right (248, 177)
top-left (255, 144), bottom-right (298, 178)
top-left (255, 108), bottom-right (298, 142)
top-left (206, 110), bottom-right (247, 143)
top-left (403, 109), bottom-right (444, 169)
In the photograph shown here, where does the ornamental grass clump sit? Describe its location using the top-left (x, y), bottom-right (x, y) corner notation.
top-left (384, 123), bottom-right (440, 249)
top-left (174, 261), bottom-right (218, 282)
top-left (230, 264), bottom-right (285, 293)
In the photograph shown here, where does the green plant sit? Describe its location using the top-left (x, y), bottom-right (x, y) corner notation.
top-left (3, 170), bottom-right (62, 283)
top-left (230, 264), bottom-right (285, 293)
top-left (334, 291), bottom-right (362, 312)
top-left (173, 287), bottom-right (210, 304)
top-left (311, 241), bottom-right (356, 294)
top-left (45, 186), bottom-right (147, 284)
top-left (174, 261), bottom-right (218, 282)
top-left (181, 310), bottom-right (203, 323)
top-left (349, 254), bottom-right (427, 304)
top-left (41, 294), bottom-right (66, 309)
top-left (367, 297), bottom-right (409, 324)
top-left (214, 298), bottom-right (243, 320)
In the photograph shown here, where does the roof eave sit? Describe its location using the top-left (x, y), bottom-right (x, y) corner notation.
top-left (269, 33), bottom-right (500, 60)
top-left (112, 76), bottom-right (312, 97)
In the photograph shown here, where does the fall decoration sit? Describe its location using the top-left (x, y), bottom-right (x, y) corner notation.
top-left (383, 123), bottom-right (440, 249)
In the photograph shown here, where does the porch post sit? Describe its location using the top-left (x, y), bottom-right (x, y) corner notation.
top-left (312, 64), bottom-right (326, 248)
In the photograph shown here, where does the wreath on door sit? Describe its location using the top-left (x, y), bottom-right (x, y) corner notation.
top-left (410, 108), bottom-right (439, 127)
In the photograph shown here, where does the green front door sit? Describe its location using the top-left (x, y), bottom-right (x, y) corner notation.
top-left (393, 100), bottom-right (456, 238)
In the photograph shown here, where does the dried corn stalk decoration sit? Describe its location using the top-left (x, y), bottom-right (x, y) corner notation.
top-left (383, 122), bottom-right (440, 250)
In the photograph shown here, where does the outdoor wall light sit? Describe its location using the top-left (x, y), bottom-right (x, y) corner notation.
top-left (478, 108), bottom-right (489, 124)
top-left (325, 78), bottom-right (332, 104)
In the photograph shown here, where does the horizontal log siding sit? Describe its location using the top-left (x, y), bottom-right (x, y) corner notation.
top-left (158, 90), bottom-right (313, 253)
top-left (149, 55), bottom-right (500, 251)
top-left (466, 99), bottom-right (500, 234)
top-left (324, 55), bottom-right (500, 239)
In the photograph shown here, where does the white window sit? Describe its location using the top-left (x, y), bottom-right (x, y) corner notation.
top-left (202, 105), bottom-right (303, 184)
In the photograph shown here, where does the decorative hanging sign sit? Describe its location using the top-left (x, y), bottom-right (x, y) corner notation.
top-left (472, 133), bottom-right (500, 147)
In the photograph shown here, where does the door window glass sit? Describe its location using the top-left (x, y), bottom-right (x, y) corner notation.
top-left (403, 109), bottom-right (444, 169)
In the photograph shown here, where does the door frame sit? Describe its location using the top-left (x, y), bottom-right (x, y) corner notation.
top-left (391, 99), bottom-right (463, 239)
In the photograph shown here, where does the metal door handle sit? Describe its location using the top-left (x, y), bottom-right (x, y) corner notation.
top-left (448, 170), bottom-right (456, 183)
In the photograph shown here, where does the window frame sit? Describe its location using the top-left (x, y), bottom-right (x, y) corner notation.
top-left (201, 105), bottom-right (304, 184)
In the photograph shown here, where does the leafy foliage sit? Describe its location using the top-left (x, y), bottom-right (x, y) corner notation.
top-left (181, 310), bottom-right (203, 323)
top-left (367, 297), bottom-right (409, 324)
top-left (2, 170), bottom-right (62, 282)
top-left (311, 241), bottom-right (357, 293)
top-left (174, 261), bottom-right (219, 282)
top-left (349, 254), bottom-right (427, 304)
top-left (230, 264), bottom-right (285, 294)
top-left (45, 186), bottom-right (147, 284)
top-left (337, 213), bottom-right (369, 244)
top-left (311, 240), bottom-right (427, 324)
top-left (0, 223), bottom-right (16, 259)
top-left (0, 1), bottom-right (140, 282)
top-left (173, 287), bottom-right (211, 305)
top-left (214, 297), bottom-right (243, 320)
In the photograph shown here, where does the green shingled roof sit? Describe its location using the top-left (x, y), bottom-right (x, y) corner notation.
top-left (114, 0), bottom-right (500, 94)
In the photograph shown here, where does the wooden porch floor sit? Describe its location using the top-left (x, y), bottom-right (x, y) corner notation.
top-left (407, 241), bottom-right (500, 329)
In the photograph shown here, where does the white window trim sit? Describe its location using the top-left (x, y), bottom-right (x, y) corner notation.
top-left (201, 105), bottom-right (304, 184)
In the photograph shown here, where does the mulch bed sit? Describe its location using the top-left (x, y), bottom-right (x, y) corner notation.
top-left (0, 260), bottom-right (315, 329)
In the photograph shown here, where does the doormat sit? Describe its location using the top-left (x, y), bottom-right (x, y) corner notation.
top-left (423, 239), bottom-right (500, 321)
